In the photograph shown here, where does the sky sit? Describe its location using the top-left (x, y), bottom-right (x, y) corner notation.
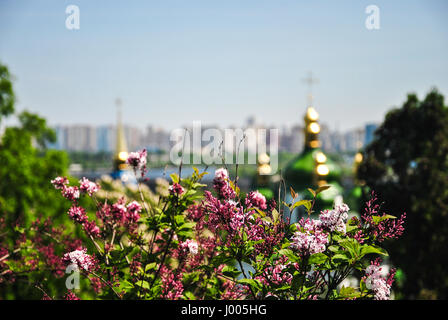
top-left (0, 0), bottom-right (447, 132)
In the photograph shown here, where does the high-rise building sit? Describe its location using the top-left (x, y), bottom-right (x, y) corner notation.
top-left (365, 123), bottom-right (378, 146)
top-left (96, 125), bottom-right (115, 152)
top-left (65, 125), bottom-right (97, 152)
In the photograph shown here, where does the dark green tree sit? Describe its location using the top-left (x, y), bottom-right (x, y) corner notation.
top-left (0, 62), bottom-right (70, 228)
top-left (0, 63), bottom-right (15, 126)
top-left (358, 88), bottom-right (448, 299)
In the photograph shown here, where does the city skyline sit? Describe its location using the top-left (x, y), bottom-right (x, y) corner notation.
top-left (1, 1), bottom-right (447, 131)
top-left (49, 118), bottom-right (377, 155)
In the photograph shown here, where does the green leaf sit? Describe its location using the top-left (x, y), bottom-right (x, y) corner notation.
top-left (315, 185), bottom-right (331, 195)
top-left (308, 253), bottom-right (328, 265)
top-left (174, 215), bottom-right (185, 226)
top-left (338, 238), bottom-right (361, 259)
top-left (360, 278), bottom-right (367, 293)
top-left (291, 200), bottom-right (312, 211)
top-left (372, 215), bottom-right (396, 224)
top-left (222, 266), bottom-right (241, 278)
top-left (272, 209), bottom-right (280, 222)
top-left (332, 253), bottom-right (350, 262)
top-left (119, 280), bottom-right (135, 290)
top-left (360, 245), bottom-right (389, 257)
top-left (145, 262), bottom-right (157, 272)
top-left (278, 248), bottom-right (299, 262)
top-left (339, 286), bottom-right (360, 298)
top-left (307, 188), bottom-right (316, 197)
top-left (346, 224), bottom-right (358, 233)
top-left (183, 291), bottom-right (196, 300)
top-left (170, 173), bottom-right (179, 184)
top-left (238, 278), bottom-right (262, 291)
top-left (135, 280), bottom-right (150, 289)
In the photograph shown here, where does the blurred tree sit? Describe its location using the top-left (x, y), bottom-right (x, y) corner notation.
top-left (0, 63), bottom-right (15, 126)
top-left (0, 62), bottom-right (70, 229)
top-left (357, 89), bottom-right (448, 299)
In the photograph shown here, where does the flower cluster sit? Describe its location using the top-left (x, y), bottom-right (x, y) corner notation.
top-left (2, 161), bottom-right (405, 300)
top-left (169, 183), bottom-right (184, 196)
top-left (68, 205), bottom-right (88, 224)
top-left (290, 218), bottom-right (329, 255)
top-left (180, 239), bottom-right (199, 255)
top-left (257, 258), bottom-right (293, 287)
top-left (354, 192), bottom-right (406, 242)
top-left (245, 191), bottom-right (267, 210)
top-left (364, 259), bottom-right (396, 300)
top-left (50, 177), bottom-right (69, 189)
top-left (62, 248), bottom-right (96, 272)
top-left (79, 177), bottom-right (100, 196)
top-left (52, 177), bottom-right (102, 238)
top-left (319, 203), bottom-right (350, 234)
top-left (213, 168), bottom-right (235, 200)
top-left (126, 149), bottom-right (147, 176)
top-left (56, 177), bottom-right (100, 200)
top-left (160, 265), bottom-right (184, 299)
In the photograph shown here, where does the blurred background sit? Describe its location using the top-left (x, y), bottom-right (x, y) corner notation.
top-left (0, 0), bottom-right (447, 299)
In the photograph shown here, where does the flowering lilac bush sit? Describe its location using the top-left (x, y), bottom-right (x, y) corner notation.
top-left (0, 150), bottom-right (406, 300)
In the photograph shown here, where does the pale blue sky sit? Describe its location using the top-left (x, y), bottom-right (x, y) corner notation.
top-left (0, 0), bottom-right (447, 131)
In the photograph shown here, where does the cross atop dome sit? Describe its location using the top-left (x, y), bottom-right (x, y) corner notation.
top-left (302, 71), bottom-right (319, 108)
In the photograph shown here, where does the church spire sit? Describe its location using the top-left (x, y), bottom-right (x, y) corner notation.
top-left (113, 98), bottom-right (128, 172)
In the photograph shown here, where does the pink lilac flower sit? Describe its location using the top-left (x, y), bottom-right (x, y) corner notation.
top-left (67, 206), bottom-right (88, 224)
top-left (202, 191), bottom-right (239, 233)
top-left (51, 176), bottom-right (69, 190)
top-left (169, 183), bottom-right (184, 196)
top-left (89, 276), bottom-right (105, 294)
top-left (126, 201), bottom-right (142, 224)
top-left (126, 149), bottom-right (147, 171)
top-left (41, 293), bottom-right (52, 300)
top-left (180, 239), bottom-right (199, 255)
top-left (38, 244), bottom-right (65, 277)
top-left (319, 203), bottom-right (350, 234)
top-left (82, 220), bottom-right (100, 237)
top-left (79, 177), bottom-right (99, 196)
top-left (213, 168), bottom-right (235, 200)
top-left (62, 247), bottom-right (96, 272)
top-left (111, 200), bottom-right (127, 223)
top-left (129, 254), bottom-right (142, 278)
top-left (64, 291), bottom-right (80, 300)
top-left (358, 192), bottom-right (406, 242)
top-left (364, 260), bottom-right (394, 300)
top-left (221, 280), bottom-right (248, 300)
top-left (257, 258), bottom-right (293, 286)
top-left (229, 208), bottom-right (245, 232)
top-left (290, 218), bottom-right (329, 255)
top-left (62, 186), bottom-right (80, 201)
top-left (245, 191), bottom-right (267, 210)
top-left (160, 265), bottom-right (184, 299)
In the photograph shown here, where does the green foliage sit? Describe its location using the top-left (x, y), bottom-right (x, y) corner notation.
top-left (0, 62), bottom-right (15, 124)
top-left (358, 88), bottom-right (448, 299)
top-left (0, 116), bottom-right (70, 227)
top-left (0, 62), bottom-right (70, 234)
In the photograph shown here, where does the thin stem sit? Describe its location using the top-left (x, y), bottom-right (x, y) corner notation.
top-left (0, 248), bottom-right (20, 262)
top-left (133, 168), bottom-right (152, 217)
top-left (90, 271), bottom-right (123, 299)
top-left (149, 230), bottom-right (174, 290)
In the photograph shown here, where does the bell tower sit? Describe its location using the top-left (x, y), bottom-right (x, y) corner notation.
top-left (113, 98), bottom-right (128, 173)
